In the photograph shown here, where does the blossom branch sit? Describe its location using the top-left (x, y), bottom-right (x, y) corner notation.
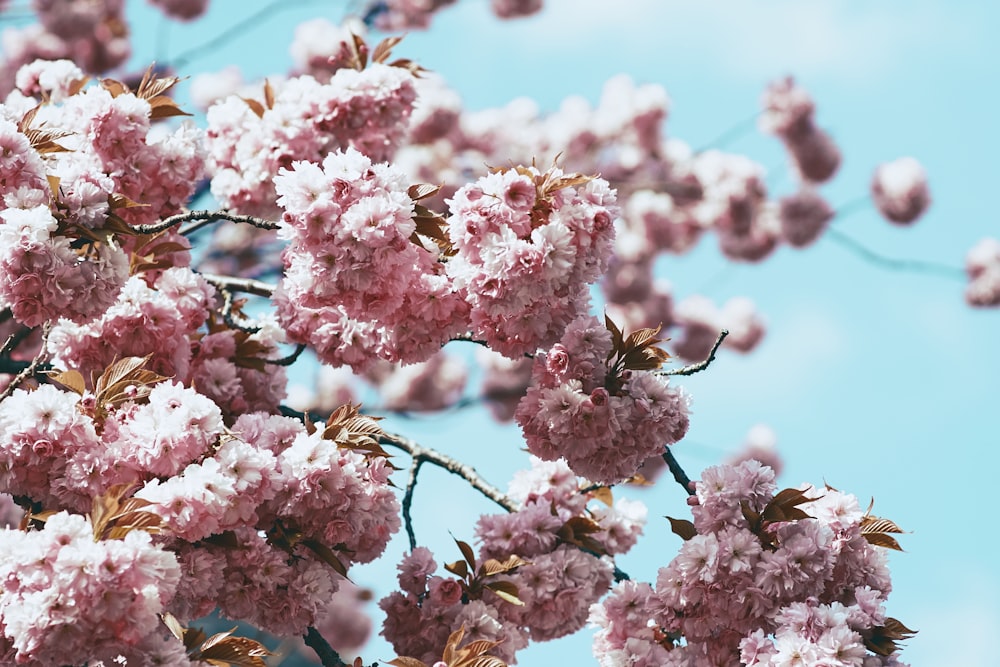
top-left (824, 227), bottom-right (965, 279)
top-left (663, 448), bottom-right (696, 497)
top-left (265, 344), bottom-right (307, 367)
top-left (402, 457), bottom-right (426, 551)
top-left (380, 431), bottom-right (517, 513)
top-left (199, 273), bottom-right (277, 298)
top-left (302, 626), bottom-right (349, 667)
top-left (131, 209), bottom-right (281, 236)
top-left (218, 288), bottom-right (261, 334)
top-left (0, 323), bottom-right (51, 401)
top-left (1, 324), bottom-right (34, 356)
top-left (171, 0), bottom-right (330, 69)
top-left (660, 329), bottom-right (728, 376)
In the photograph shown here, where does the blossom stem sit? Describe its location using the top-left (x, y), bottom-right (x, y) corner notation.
top-left (380, 431), bottom-right (518, 513)
top-left (0, 323), bottom-right (51, 401)
top-left (660, 329), bottom-right (728, 376)
top-left (824, 227), bottom-right (965, 279)
top-left (402, 457), bottom-right (426, 551)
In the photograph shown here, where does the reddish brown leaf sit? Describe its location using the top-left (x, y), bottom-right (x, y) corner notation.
top-left (666, 516), bottom-right (697, 541)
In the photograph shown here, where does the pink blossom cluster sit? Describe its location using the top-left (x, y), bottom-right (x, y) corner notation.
top-left (0, 511), bottom-right (180, 665)
top-left (446, 167), bottom-right (618, 357)
top-left (476, 348), bottom-right (534, 421)
top-left (0, 204), bottom-right (128, 327)
top-left (368, 351), bottom-right (469, 412)
top-left (11, 60), bottom-right (207, 228)
top-left (490, 0), bottom-right (544, 19)
top-left (381, 458), bottom-right (644, 663)
top-left (690, 150), bottom-right (779, 262)
top-left (273, 147), bottom-right (469, 370)
top-left (0, 1), bottom-right (129, 94)
top-left (206, 63), bottom-right (417, 217)
top-left (672, 294), bottom-right (766, 362)
top-left (871, 157), bottom-right (932, 225)
top-left (48, 267), bottom-right (215, 380)
top-left (0, 60), bottom-right (207, 326)
top-left (148, 0), bottom-right (209, 21)
top-left (590, 460), bottom-right (904, 666)
top-left (0, 373), bottom-right (400, 643)
top-left (367, 0), bottom-right (459, 31)
top-left (778, 187), bottom-right (834, 248)
top-left (289, 17), bottom-right (368, 82)
top-left (964, 237), bottom-right (1000, 307)
top-left (760, 77), bottom-right (841, 184)
top-left (515, 315), bottom-right (690, 483)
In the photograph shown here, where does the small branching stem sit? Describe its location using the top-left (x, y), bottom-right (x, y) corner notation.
top-left (660, 329), bottom-right (728, 377)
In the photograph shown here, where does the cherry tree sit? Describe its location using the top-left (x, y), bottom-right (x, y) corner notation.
top-left (0, 0), bottom-right (973, 665)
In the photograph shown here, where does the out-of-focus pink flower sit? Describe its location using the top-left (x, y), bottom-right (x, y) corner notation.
top-left (871, 157), bottom-right (931, 224)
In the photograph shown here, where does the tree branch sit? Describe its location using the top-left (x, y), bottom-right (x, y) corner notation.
top-left (131, 209), bottom-right (281, 236)
top-left (199, 273), bottom-right (277, 298)
top-left (402, 457), bottom-right (426, 551)
top-left (380, 431), bottom-right (517, 513)
top-left (0, 324), bottom-right (51, 401)
top-left (660, 329), bottom-right (728, 376)
top-left (824, 227), bottom-right (965, 279)
top-left (303, 626), bottom-right (348, 667)
top-left (663, 447), bottom-right (696, 497)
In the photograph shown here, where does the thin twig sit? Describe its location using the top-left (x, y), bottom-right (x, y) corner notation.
top-left (219, 288), bottom-right (261, 334)
top-left (402, 457), bottom-right (426, 551)
top-left (171, 0), bottom-right (330, 70)
top-left (660, 329), bottom-right (728, 376)
top-left (824, 227), bottom-right (965, 279)
top-left (302, 626), bottom-right (348, 667)
top-left (380, 431), bottom-right (517, 513)
top-left (0, 325), bottom-right (33, 356)
top-left (132, 209), bottom-right (280, 236)
top-left (0, 324), bottom-right (51, 401)
top-left (200, 274), bottom-right (277, 298)
top-left (663, 447), bottom-right (696, 497)
top-left (833, 195), bottom-right (872, 221)
top-left (696, 110), bottom-right (763, 154)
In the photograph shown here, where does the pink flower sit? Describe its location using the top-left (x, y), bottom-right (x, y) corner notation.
top-left (872, 157), bottom-right (931, 225)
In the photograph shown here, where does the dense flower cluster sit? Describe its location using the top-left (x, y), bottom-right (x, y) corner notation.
top-left (0, 61), bottom-right (205, 327)
top-left (590, 461), bottom-right (905, 666)
top-left (381, 458), bottom-right (644, 664)
top-left (273, 147), bottom-right (469, 370)
top-left (759, 76), bottom-right (841, 184)
top-left (0, 512), bottom-right (180, 665)
top-left (515, 315), bottom-right (690, 484)
top-left (206, 63), bottom-right (418, 217)
top-left (446, 166), bottom-right (618, 357)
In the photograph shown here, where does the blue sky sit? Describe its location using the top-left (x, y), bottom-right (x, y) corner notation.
top-left (117, 1), bottom-right (1000, 663)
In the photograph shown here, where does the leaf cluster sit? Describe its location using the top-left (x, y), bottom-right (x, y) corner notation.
top-left (864, 617), bottom-right (917, 656)
top-left (49, 355), bottom-right (170, 431)
top-left (162, 613), bottom-right (271, 667)
top-left (408, 183), bottom-right (455, 256)
top-left (312, 403), bottom-right (393, 464)
top-left (88, 483), bottom-right (164, 541)
top-left (101, 66), bottom-right (191, 120)
top-left (604, 315), bottom-right (671, 392)
top-left (390, 624), bottom-right (508, 667)
top-left (443, 537), bottom-right (528, 607)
